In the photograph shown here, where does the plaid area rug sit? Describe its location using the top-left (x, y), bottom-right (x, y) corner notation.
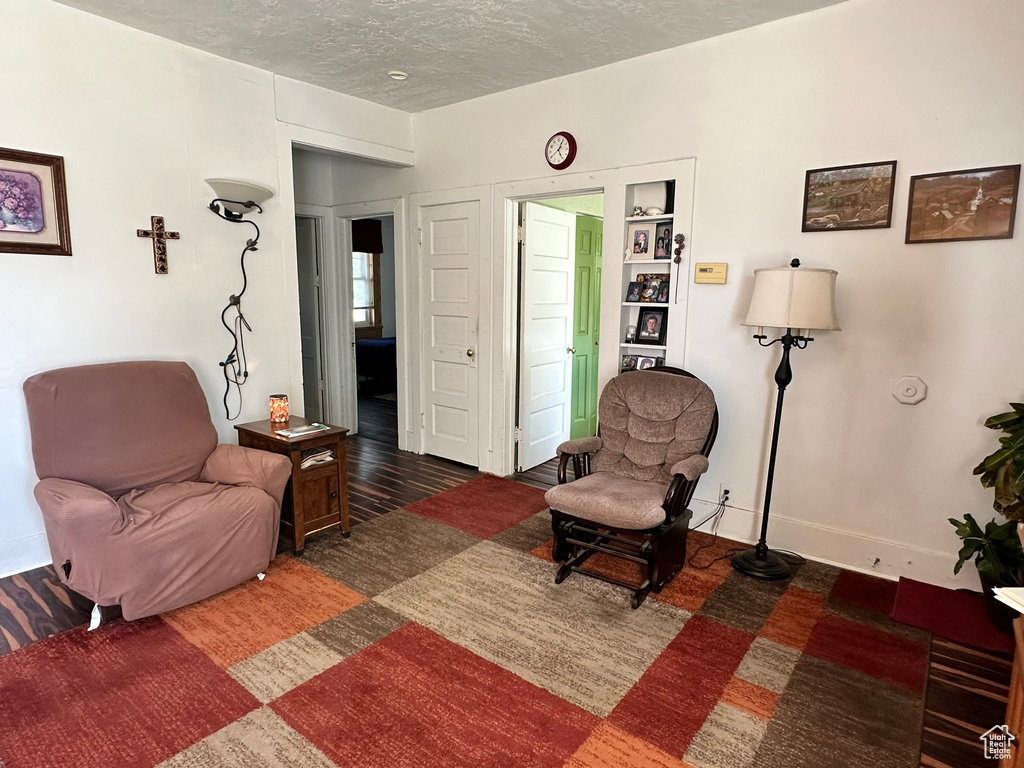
top-left (0, 477), bottom-right (928, 768)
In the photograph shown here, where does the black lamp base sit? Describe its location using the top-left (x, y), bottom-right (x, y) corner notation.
top-left (731, 547), bottom-right (791, 580)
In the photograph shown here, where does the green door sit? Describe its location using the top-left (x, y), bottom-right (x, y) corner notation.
top-left (570, 216), bottom-right (602, 439)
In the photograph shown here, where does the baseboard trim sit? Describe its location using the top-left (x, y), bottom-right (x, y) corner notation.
top-left (689, 499), bottom-right (977, 591)
top-left (0, 534), bottom-right (51, 580)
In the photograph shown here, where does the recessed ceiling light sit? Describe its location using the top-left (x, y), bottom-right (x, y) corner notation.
top-left (388, 70), bottom-right (409, 81)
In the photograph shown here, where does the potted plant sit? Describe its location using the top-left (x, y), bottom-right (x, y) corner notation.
top-left (951, 403), bottom-right (1024, 631)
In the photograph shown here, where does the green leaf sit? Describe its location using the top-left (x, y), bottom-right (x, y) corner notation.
top-left (985, 447), bottom-right (1016, 470)
top-left (978, 468), bottom-right (998, 487)
top-left (987, 410), bottom-right (1024, 430)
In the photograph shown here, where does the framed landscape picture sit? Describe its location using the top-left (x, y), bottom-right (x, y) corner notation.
top-left (802, 160), bottom-right (897, 232)
top-left (0, 147), bottom-right (72, 256)
top-left (905, 164), bottom-right (1020, 244)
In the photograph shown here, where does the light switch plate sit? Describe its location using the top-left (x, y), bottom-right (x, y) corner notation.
top-left (694, 262), bottom-right (728, 284)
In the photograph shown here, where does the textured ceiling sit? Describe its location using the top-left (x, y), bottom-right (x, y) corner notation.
top-left (54, 0), bottom-right (847, 112)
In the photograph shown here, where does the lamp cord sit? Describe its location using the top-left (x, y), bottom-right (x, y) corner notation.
top-left (209, 198), bottom-right (263, 420)
top-left (685, 499), bottom-right (807, 570)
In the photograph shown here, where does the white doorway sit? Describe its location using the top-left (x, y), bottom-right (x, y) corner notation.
top-left (417, 199), bottom-right (482, 466)
top-left (518, 203), bottom-right (576, 470)
top-left (295, 215), bottom-right (327, 422)
top-left (351, 215), bottom-right (399, 446)
top-left (515, 194), bottom-right (604, 472)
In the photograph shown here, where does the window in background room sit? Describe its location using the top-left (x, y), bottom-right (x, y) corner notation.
top-left (352, 251), bottom-right (381, 328)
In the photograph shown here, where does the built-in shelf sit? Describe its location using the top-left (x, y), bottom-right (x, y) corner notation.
top-left (625, 215), bottom-right (674, 223)
top-left (620, 343), bottom-right (668, 350)
top-left (621, 302), bottom-right (670, 308)
top-left (623, 259), bottom-right (673, 265)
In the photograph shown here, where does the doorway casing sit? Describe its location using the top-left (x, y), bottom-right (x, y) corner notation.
top-left (493, 159), bottom-right (696, 477)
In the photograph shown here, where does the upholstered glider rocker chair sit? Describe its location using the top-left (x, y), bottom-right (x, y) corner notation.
top-left (545, 367), bottom-right (718, 608)
top-left (23, 361), bottom-right (292, 621)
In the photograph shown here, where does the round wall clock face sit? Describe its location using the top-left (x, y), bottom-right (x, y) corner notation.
top-left (545, 132), bottom-right (577, 170)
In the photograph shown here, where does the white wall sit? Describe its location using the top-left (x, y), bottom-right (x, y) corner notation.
top-left (401, 0), bottom-right (1023, 587)
top-left (0, 0), bottom-right (412, 578)
top-left (292, 148), bottom-right (335, 207)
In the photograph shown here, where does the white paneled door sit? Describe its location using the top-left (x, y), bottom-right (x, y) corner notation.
top-left (418, 200), bottom-right (480, 466)
top-left (518, 203), bottom-right (576, 471)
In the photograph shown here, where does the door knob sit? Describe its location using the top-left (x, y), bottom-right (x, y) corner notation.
top-left (567, 347), bottom-right (577, 355)
top-left (466, 348), bottom-right (475, 357)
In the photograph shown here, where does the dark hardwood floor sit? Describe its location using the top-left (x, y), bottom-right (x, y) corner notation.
top-left (920, 638), bottom-right (1012, 768)
top-left (0, 426), bottom-right (1014, 768)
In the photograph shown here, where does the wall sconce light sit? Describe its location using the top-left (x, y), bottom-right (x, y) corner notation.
top-left (206, 178), bottom-right (274, 420)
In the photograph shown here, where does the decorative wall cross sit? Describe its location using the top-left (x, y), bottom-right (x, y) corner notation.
top-left (137, 216), bottom-right (180, 274)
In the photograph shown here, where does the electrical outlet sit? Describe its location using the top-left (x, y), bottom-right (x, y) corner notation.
top-left (719, 483), bottom-right (730, 504)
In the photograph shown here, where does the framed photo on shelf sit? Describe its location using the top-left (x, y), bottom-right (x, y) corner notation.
top-left (905, 164), bottom-right (1019, 244)
top-left (652, 222), bottom-right (673, 259)
top-left (801, 160), bottom-right (897, 232)
top-left (625, 281), bottom-right (642, 302)
top-left (636, 308), bottom-right (667, 345)
top-left (627, 222), bottom-right (654, 258)
top-left (0, 146), bottom-right (72, 256)
top-left (620, 355), bottom-right (638, 372)
top-left (636, 273), bottom-right (669, 302)
top-left (637, 356), bottom-right (658, 370)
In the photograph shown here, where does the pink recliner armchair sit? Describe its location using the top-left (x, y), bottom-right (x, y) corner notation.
top-left (23, 360), bottom-right (292, 620)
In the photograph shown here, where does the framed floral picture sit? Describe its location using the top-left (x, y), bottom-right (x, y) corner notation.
top-left (0, 147), bottom-right (72, 256)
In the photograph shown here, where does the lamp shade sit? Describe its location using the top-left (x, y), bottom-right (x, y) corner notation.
top-left (206, 178), bottom-right (274, 214)
top-left (743, 265), bottom-right (840, 331)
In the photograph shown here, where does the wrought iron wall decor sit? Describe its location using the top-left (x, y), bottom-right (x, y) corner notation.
top-left (208, 195), bottom-right (264, 420)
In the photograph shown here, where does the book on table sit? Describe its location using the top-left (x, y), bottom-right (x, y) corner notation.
top-left (275, 423), bottom-right (330, 439)
top-left (993, 586), bottom-right (1024, 614)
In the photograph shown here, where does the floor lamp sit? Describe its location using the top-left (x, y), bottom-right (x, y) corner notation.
top-left (732, 259), bottom-right (840, 580)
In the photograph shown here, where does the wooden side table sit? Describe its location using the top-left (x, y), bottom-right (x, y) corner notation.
top-left (234, 417), bottom-right (350, 553)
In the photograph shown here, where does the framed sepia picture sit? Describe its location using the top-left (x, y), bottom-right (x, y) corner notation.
top-left (636, 356), bottom-right (658, 370)
top-left (620, 355), bottom-right (638, 372)
top-left (801, 160), bottom-right (896, 232)
top-left (636, 308), bottom-right (667, 345)
top-left (625, 281), bottom-right (642, 302)
top-left (905, 164), bottom-right (1020, 244)
top-left (0, 147), bottom-right (72, 256)
top-left (627, 222), bottom-right (654, 258)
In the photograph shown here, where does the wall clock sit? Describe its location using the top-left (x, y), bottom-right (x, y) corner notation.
top-left (545, 132), bottom-right (577, 170)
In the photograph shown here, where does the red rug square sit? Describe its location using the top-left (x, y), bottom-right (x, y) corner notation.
top-left (272, 622), bottom-right (599, 768)
top-left (405, 475), bottom-right (549, 538)
top-left (0, 617), bottom-right (258, 768)
top-left (804, 613), bottom-right (928, 693)
top-left (829, 570), bottom-right (897, 614)
top-left (609, 616), bottom-right (753, 756)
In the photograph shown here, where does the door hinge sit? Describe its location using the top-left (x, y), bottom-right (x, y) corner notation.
top-left (517, 225), bottom-right (524, 244)
top-left (420, 412), bottom-right (426, 428)
top-left (314, 276), bottom-right (321, 288)
top-left (514, 426), bottom-right (524, 443)
top-left (417, 227), bottom-right (423, 246)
